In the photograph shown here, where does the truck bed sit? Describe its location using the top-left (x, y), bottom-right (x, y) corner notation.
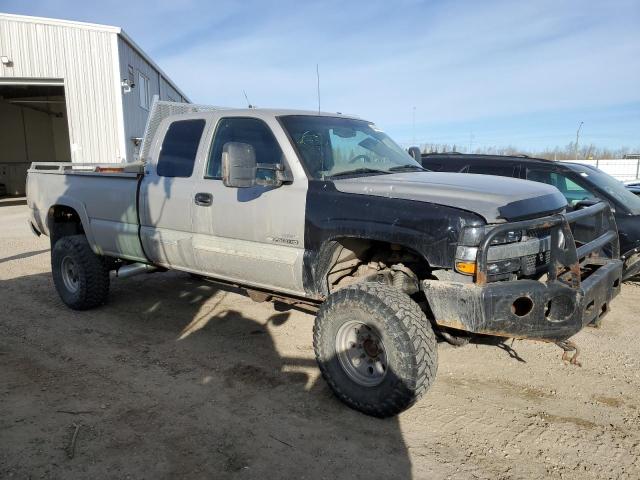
top-left (26, 162), bottom-right (147, 262)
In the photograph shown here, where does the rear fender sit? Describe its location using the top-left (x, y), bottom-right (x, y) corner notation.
top-left (47, 196), bottom-right (99, 254)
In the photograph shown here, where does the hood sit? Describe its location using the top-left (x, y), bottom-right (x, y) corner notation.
top-left (333, 171), bottom-right (567, 223)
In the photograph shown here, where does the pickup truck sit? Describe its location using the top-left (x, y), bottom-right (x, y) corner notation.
top-left (27, 101), bottom-right (623, 417)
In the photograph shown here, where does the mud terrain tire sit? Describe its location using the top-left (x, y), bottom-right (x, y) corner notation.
top-left (52, 235), bottom-right (110, 310)
top-left (313, 283), bottom-right (438, 417)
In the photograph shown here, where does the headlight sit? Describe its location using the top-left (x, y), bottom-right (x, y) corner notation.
top-left (459, 226), bottom-right (522, 246)
top-left (455, 226), bottom-right (525, 276)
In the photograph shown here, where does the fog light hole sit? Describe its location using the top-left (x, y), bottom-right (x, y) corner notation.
top-left (512, 296), bottom-right (534, 317)
top-left (545, 295), bottom-right (575, 322)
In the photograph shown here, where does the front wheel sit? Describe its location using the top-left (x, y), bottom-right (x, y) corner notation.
top-left (313, 283), bottom-right (438, 417)
top-left (51, 235), bottom-right (110, 310)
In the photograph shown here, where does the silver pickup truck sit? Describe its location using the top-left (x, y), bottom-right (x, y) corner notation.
top-left (27, 101), bottom-right (623, 417)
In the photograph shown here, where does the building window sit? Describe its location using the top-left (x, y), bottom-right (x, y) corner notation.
top-left (137, 71), bottom-right (149, 110)
top-left (156, 119), bottom-right (206, 178)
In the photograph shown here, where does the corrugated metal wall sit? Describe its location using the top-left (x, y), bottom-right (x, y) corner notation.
top-left (117, 37), bottom-right (187, 161)
top-left (0, 17), bottom-right (123, 163)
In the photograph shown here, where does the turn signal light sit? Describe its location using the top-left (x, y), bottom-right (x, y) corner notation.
top-left (455, 261), bottom-right (477, 275)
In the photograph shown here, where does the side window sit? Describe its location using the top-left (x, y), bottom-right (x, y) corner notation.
top-left (467, 163), bottom-right (516, 177)
top-left (137, 71), bottom-right (149, 110)
top-left (206, 117), bottom-right (284, 178)
top-left (527, 168), bottom-right (596, 206)
top-left (553, 173), bottom-right (596, 206)
top-left (156, 119), bottom-right (206, 178)
top-left (526, 167), bottom-right (554, 185)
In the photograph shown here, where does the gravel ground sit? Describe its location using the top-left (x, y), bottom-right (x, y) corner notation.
top-left (1, 203), bottom-right (639, 479)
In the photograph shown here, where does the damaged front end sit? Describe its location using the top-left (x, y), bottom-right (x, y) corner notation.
top-left (422, 202), bottom-right (623, 342)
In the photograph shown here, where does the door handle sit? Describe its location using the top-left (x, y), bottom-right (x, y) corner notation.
top-left (194, 192), bottom-right (213, 206)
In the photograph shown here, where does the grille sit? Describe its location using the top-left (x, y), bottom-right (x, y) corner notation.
top-left (523, 228), bottom-right (552, 274)
top-left (524, 250), bottom-right (551, 271)
top-left (527, 227), bottom-right (551, 239)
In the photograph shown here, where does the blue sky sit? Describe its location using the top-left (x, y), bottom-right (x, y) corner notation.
top-left (2, 0), bottom-right (639, 150)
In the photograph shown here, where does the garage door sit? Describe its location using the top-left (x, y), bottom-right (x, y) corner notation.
top-left (0, 82), bottom-right (70, 196)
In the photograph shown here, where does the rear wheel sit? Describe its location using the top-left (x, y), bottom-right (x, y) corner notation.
top-left (313, 283), bottom-right (438, 417)
top-left (51, 235), bottom-right (110, 310)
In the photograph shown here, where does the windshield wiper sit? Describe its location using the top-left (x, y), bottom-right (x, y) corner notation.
top-left (388, 164), bottom-right (427, 172)
top-left (328, 168), bottom-right (390, 178)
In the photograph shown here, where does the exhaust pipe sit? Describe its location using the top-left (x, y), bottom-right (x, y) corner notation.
top-left (116, 263), bottom-right (157, 278)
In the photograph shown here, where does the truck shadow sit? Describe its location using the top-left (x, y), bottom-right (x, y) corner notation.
top-left (0, 269), bottom-right (414, 479)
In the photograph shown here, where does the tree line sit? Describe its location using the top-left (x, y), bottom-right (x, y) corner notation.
top-left (419, 142), bottom-right (638, 160)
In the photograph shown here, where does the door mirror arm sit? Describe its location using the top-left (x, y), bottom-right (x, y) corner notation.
top-left (255, 163), bottom-right (292, 187)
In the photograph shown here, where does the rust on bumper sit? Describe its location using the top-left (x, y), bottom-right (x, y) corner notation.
top-left (425, 202), bottom-right (622, 341)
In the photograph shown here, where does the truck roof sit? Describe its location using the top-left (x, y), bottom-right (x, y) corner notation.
top-left (420, 152), bottom-right (572, 168)
top-left (167, 108), bottom-right (362, 121)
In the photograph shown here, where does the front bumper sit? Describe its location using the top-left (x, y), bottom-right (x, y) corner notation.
top-left (422, 258), bottom-right (622, 341)
top-left (424, 202), bottom-right (623, 341)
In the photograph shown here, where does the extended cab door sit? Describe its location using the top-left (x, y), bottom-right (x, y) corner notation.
top-left (189, 115), bottom-right (308, 296)
top-left (139, 116), bottom-right (208, 269)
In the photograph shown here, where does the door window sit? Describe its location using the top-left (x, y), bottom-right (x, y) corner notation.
top-left (526, 168), bottom-right (596, 206)
top-left (206, 118), bottom-right (284, 178)
top-left (156, 119), bottom-right (206, 178)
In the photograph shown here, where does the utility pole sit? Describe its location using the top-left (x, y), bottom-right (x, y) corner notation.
top-left (575, 121), bottom-right (584, 160)
top-left (468, 131), bottom-right (474, 154)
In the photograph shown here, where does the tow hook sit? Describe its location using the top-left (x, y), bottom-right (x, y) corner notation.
top-left (555, 340), bottom-right (581, 367)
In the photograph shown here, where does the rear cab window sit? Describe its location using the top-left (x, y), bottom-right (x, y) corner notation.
top-left (157, 119), bottom-right (206, 178)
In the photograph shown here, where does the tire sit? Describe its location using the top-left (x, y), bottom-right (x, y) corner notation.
top-left (313, 283), bottom-right (438, 417)
top-left (51, 235), bottom-right (110, 310)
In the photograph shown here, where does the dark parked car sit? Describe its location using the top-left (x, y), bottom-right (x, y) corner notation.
top-left (624, 180), bottom-right (640, 197)
top-left (421, 153), bottom-right (640, 280)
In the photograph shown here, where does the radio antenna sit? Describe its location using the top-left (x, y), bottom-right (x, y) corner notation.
top-left (316, 64), bottom-right (321, 114)
top-left (243, 90), bottom-right (254, 109)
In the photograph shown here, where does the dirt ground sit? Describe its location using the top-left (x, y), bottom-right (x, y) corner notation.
top-left (1, 203), bottom-right (639, 480)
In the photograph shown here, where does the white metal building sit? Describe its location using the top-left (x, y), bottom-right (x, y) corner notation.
top-left (0, 13), bottom-right (189, 195)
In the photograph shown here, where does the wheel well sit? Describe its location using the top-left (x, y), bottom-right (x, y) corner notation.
top-left (325, 238), bottom-right (431, 294)
top-left (47, 205), bottom-right (85, 246)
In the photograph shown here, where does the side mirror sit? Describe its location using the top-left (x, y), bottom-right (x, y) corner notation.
top-left (408, 146), bottom-right (422, 163)
top-left (221, 142), bottom-right (289, 188)
top-left (222, 142), bottom-right (257, 188)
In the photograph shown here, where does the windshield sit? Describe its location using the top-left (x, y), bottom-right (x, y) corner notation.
top-left (279, 115), bottom-right (422, 179)
top-left (566, 164), bottom-right (640, 215)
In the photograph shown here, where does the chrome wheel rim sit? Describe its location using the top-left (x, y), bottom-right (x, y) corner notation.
top-left (335, 320), bottom-right (387, 387)
top-left (61, 256), bottom-right (80, 293)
